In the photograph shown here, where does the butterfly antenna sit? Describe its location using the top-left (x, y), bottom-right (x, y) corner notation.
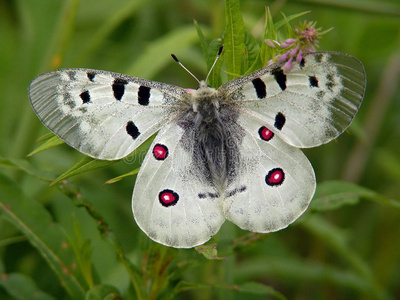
top-left (205, 46), bottom-right (223, 83)
top-left (171, 54), bottom-right (200, 85)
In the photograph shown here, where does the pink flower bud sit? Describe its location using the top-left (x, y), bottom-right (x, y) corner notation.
top-left (281, 39), bottom-right (297, 48)
top-left (278, 51), bottom-right (290, 63)
top-left (283, 56), bottom-right (294, 72)
top-left (290, 45), bottom-right (299, 57)
top-left (296, 49), bottom-right (303, 63)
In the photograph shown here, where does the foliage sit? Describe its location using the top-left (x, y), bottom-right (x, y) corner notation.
top-left (1, 0), bottom-right (400, 299)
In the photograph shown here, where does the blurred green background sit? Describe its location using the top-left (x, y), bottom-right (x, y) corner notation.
top-left (0, 0), bottom-right (400, 299)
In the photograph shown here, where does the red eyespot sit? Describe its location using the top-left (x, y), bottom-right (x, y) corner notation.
top-left (258, 126), bottom-right (274, 141)
top-left (265, 168), bottom-right (285, 186)
top-left (159, 189), bottom-right (179, 207)
top-left (153, 144), bottom-right (168, 160)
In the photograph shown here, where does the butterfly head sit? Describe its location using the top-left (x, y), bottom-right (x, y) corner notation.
top-left (190, 80), bottom-right (219, 113)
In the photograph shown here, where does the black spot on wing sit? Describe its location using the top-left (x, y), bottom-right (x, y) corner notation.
top-left (198, 192), bottom-right (220, 199)
top-left (126, 121), bottom-right (140, 139)
top-left (226, 185), bottom-right (247, 198)
top-left (87, 72), bottom-right (96, 82)
top-left (138, 86), bottom-right (151, 106)
top-left (300, 58), bottom-right (306, 68)
top-left (112, 78), bottom-right (128, 101)
top-left (251, 78), bottom-right (266, 99)
top-left (274, 112), bottom-right (286, 130)
top-left (309, 76), bottom-right (319, 88)
top-left (208, 192), bottom-right (219, 198)
top-left (271, 67), bottom-right (287, 90)
top-left (87, 73), bottom-right (95, 81)
top-left (79, 90), bottom-right (91, 104)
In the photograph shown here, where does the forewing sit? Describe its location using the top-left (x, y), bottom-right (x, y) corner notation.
top-left (132, 121), bottom-right (225, 248)
top-left (28, 68), bottom-right (188, 160)
top-left (223, 111), bottom-right (316, 232)
top-left (218, 52), bottom-right (366, 148)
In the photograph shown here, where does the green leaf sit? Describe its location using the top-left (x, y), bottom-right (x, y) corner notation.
top-left (259, 7), bottom-right (277, 66)
top-left (51, 131), bottom-right (154, 185)
top-left (35, 132), bottom-right (56, 143)
top-left (0, 173), bottom-right (86, 298)
top-left (195, 241), bottom-right (226, 260)
top-left (244, 30), bottom-right (262, 73)
top-left (0, 157), bottom-right (54, 181)
top-left (27, 136), bottom-right (64, 157)
top-left (163, 281), bottom-right (209, 300)
top-left (205, 38), bottom-right (224, 88)
top-left (193, 19), bottom-right (209, 59)
top-left (311, 180), bottom-right (400, 211)
top-left (105, 167), bottom-right (140, 184)
top-left (0, 264), bottom-right (56, 300)
top-left (235, 282), bottom-right (286, 299)
top-left (85, 284), bottom-right (122, 300)
top-left (224, 0), bottom-right (245, 79)
top-left (300, 215), bottom-right (387, 299)
top-left (71, 217), bottom-right (94, 288)
top-left (59, 185), bottom-right (144, 300)
top-left (51, 156), bottom-right (117, 186)
top-left (234, 256), bottom-right (386, 298)
top-left (274, 10), bottom-right (311, 31)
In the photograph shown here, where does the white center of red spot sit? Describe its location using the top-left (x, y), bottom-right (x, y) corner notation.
top-left (270, 171), bottom-right (282, 182)
top-left (161, 192), bottom-right (174, 203)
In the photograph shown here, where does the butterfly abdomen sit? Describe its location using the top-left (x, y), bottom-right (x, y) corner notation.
top-left (178, 86), bottom-right (243, 191)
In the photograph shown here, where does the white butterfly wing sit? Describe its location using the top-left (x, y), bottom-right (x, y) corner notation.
top-left (28, 69), bottom-right (188, 160)
top-left (132, 121), bottom-right (225, 248)
top-left (223, 111), bottom-right (316, 232)
top-left (219, 52), bottom-right (366, 148)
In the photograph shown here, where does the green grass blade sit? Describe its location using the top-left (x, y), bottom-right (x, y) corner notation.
top-left (0, 271), bottom-right (56, 300)
top-left (0, 173), bottom-right (86, 298)
top-left (75, 0), bottom-right (148, 65)
top-left (61, 187), bottom-right (145, 300)
top-left (85, 284), bottom-right (122, 300)
top-left (301, 215), bottom-right (388, 299)
top-left (206, 38), bottom-right (224, 88)
top-left (260, 7), bottom-right (277, 66)
top-left (193, 19), bottom-right (209, 59)
top-left (232, 282), bottom-right (286, 299)
top-left (0, 157), bottom-right (54, 181)
top-left (50, 156), bottom-right (117, 186)
top-left (125, 25), bottom-right (198, 79)
top-left (105, 167), bottom-right (140, 184)
top-left (311, 180), bottom-right (400, 211)
top-left (273, 11), bottom-right (311, 30)
top-left (27, 136), bottom-right (64, 157)
top-left (224, 0), bottom-right (245, 79)
top-left (244, 30), bottom-right (262, 73)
